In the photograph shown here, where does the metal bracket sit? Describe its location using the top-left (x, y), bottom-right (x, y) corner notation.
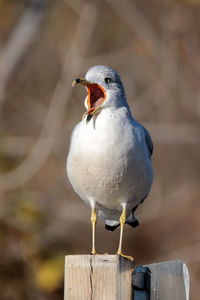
top-left (132, 266), bottom-right (151, 300)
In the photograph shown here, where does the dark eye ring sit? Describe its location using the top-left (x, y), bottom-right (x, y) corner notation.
top-left (105, 77), bottom-right (111, 84)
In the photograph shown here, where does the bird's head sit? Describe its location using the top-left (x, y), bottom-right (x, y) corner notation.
top-left (72, 65), bottom-right (127, 123)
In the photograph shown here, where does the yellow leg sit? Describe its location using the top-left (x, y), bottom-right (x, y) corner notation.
top-left (117, 205), bottom-right (134, 261)
top-left (91, 208), bottom-right (97, 254)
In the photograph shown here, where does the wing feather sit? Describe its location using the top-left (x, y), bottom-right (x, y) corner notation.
top-left (142, 126), bottom-right (153, 157)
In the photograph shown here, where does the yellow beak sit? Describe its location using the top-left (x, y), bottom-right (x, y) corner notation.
top-left (72, 78), bottom-right (92, 87)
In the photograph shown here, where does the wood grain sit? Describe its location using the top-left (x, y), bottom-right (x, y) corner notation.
top-left (145, 260), bottom-right (190, 300)
top-left (64, 255), bottom-right (135, 300)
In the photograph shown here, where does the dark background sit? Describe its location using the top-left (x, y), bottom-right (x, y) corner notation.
top-left (0, 0), bottom-right (200, 299)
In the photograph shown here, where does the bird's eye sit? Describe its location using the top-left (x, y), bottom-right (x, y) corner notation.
top-left (105, 77), bottom-right (111, 84)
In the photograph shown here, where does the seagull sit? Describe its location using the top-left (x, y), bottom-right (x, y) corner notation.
top-left (67, 65), bottom-right (153, 260)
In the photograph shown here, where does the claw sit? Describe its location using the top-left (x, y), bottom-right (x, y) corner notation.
top-left (117, 251), bottom-right (134, 262)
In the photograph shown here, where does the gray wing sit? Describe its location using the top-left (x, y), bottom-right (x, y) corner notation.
top-left (142, 126), bottom-right (153, 157)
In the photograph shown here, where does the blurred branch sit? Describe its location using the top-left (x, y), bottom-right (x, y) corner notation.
top-left (1, 122), bottom-right (199, 159)
top-left (84, 45), bottom-right (134, 67)
top-left (140, 183), bottom-right (198, 224)
top-left (105, 0), bottom-right (178, 119)
top-left (0, 136), bottom-right (34, 157)
top-left (106, 0), bottom-right (178, 83)
top-left (106, 0), bottom-right (200, 120)
top-left (0, 0), bottom-right (52, 114)
top-left (128, 75), bottom-right (177, 122)
top-left (145, 123), bottom-right (200, 145)
top-left (0, 1), bottom-right (99, 191)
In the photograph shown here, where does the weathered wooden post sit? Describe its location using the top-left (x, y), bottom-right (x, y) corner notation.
top-left (64, 255), bottom-right (190, 300)
top-left (64, 255), bottom-right (134, 300)
top-left (145, 260), bottom-right (190, 300)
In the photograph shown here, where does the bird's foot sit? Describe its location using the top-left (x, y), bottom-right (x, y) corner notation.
top-left (91, 249), bottom-right (97, 255)
top-left (117, 250), bottom-right (134, 262)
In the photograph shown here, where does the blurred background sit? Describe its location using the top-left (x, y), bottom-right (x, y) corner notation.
top-left (0, 0), bottom-right (200, 299)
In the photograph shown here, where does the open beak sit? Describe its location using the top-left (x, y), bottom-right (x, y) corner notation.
top-left (72, 78), bottom-right (106, 123)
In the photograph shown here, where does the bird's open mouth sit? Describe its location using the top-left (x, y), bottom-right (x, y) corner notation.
top-left (72, 78), bottom-right (106, 123)
top-left (86, 83), bottom-right (106, 109)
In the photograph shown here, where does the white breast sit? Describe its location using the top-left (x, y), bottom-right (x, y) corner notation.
top-left (67, 107), bottom-right (153, 217)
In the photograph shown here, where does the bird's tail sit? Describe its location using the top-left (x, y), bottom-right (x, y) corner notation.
top-left (105, 220), bottom-right (120, 232)
top-left (105, 209), bottom-right (139, 232)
